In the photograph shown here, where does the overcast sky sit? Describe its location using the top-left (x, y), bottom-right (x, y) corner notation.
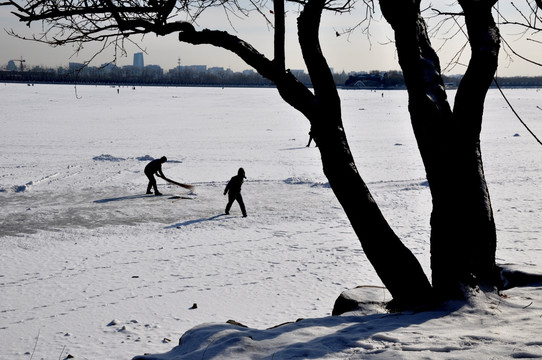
top-left (1, 1), bottom-right (541, 76)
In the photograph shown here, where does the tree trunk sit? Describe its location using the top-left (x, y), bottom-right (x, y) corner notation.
top-left (431, 0), bottom-right (500, 296)
top-left (297, 0), bottom-right (432, 308)
top-left (450, 0), bottom-right (500, 284)
top-left (380, 0), bottom-right (500, 299)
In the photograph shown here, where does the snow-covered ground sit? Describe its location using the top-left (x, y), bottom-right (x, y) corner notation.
top-left (0, 83), bottom-right (540, 359)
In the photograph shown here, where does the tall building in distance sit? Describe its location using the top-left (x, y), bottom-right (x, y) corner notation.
top-left (133, 52), bottom-right (144, 68)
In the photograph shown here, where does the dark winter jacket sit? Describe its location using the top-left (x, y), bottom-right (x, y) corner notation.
top-left (224, 175), bottom-right (244, 196)
top-left (145, 159), bottom-right (165, 177)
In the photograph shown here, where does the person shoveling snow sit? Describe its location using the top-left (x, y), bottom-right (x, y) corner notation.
top-left (145, 156), bottom-right (194, 195)
top-left (144, 156), bottom-right (168, 196)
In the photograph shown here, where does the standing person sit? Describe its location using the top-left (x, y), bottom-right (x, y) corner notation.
top-left (306, 131), bottom-right (313, 147)
top-left (306, 131), bottom-right (317, 147)
top-left (145, 156), bottom-right (167, 195)
top-left (224, 168), bottom-right (247, 217)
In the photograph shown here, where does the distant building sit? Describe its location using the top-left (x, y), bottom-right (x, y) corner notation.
top-left (100, 63), bottom-right (117, 72)
top-left (69, 62), bottom-right (85, 72)
top-left (179, 65), bottom-right (207, 72)
top-left (133, 53), bottom-right (144, 68)
top-left (6, 60), bottom-right (18, 71)
top-left (143, 65), bottom-right (164, 79)
top-left (208, 67), bottom-right (225, 74)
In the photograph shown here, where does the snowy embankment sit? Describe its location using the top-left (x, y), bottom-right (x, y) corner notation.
top-left (0, 83), bottom-right (541, 359)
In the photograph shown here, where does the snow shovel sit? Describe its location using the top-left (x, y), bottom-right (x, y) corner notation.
top-left (158, 175), bottom-right (195, 190)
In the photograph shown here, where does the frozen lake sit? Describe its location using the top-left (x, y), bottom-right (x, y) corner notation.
top-left (0, 83), bottom-right (541, 359)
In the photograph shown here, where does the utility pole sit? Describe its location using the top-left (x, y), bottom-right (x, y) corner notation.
top-left (11, 56), bottom-right (26, 71)
top-left (177, 57), bottom-right (181, 78)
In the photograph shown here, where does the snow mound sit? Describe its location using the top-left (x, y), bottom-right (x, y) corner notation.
top-left (136, 155), bottom-right (182, 163)
top-left (400, 180), bottom-right (429, 191)
top-left (284, 177), bottom-right (330, 188)
top-left (137, 155), bottom-right (155, 161)
top-left (12, 181), bottom-right (33, 192)
top-left (369, 179), bottom-right (430, 192)
top-left (93, 154), bottom-right (126, 162)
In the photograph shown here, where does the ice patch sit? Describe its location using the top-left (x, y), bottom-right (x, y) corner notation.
top-left (92, 154), bottom-right (126, 162)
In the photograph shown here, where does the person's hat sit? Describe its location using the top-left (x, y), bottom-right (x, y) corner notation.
top-left (238, 167), bottom-right (246, 178)
top-left (161, 156), bottom-right (167, 162)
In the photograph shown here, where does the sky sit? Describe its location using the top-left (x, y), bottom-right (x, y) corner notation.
top-left (1, 1), bottom-right (541, 77)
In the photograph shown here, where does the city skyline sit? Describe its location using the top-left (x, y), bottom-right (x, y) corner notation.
top-left (1, 2), bottom-right (541, 77)
top-left (5, 53), bottom-right (289, 74)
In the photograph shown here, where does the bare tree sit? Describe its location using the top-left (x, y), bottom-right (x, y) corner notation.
top-left (1, 0), bottom-right (540, 308)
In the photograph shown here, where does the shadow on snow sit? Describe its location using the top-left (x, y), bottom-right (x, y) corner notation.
top-left (94, 194), bottom-right (188, 203)
top-left (94, 194), bottom-right (154, 203)
top-left (168, 214), bottom-right (227, 228)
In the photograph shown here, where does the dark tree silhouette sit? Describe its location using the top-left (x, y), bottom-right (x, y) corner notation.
top-left (380, 0), bottom-right (502, 299)
top-left (2, 0), bottom-right (540, 308)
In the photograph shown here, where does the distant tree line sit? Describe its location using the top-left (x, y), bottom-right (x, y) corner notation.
top-left (0, 65), bottom-right (273, 86)
top-left (0, 63), bottom-right (350, 87)
top-left (344, 70), bottom-right (542, 89)
top-left (0, 64), bottom-right (540, 88)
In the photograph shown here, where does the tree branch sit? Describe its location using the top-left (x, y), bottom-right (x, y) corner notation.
top-left (177, 27), bottom-right (316, 118)
top-left (178, 28), bottom-right (276, 78)
top-left (501, 35), bottom-right (542, 67)
top-left (454, 0), bottom-right (500, 135)
top-left (298, 0), bottom-right (339, 102)
top-left (274, 0), bottom-right (285, 71)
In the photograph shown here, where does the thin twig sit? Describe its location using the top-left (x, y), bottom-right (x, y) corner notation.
top-left (522, 301), bottom-right (533, 309)
top-left (29, 329), bottom-right (40, 360)
top-left (494, 77), bottom-right (542, 146)
top-left (59, 345), bottom-right (66, 360)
